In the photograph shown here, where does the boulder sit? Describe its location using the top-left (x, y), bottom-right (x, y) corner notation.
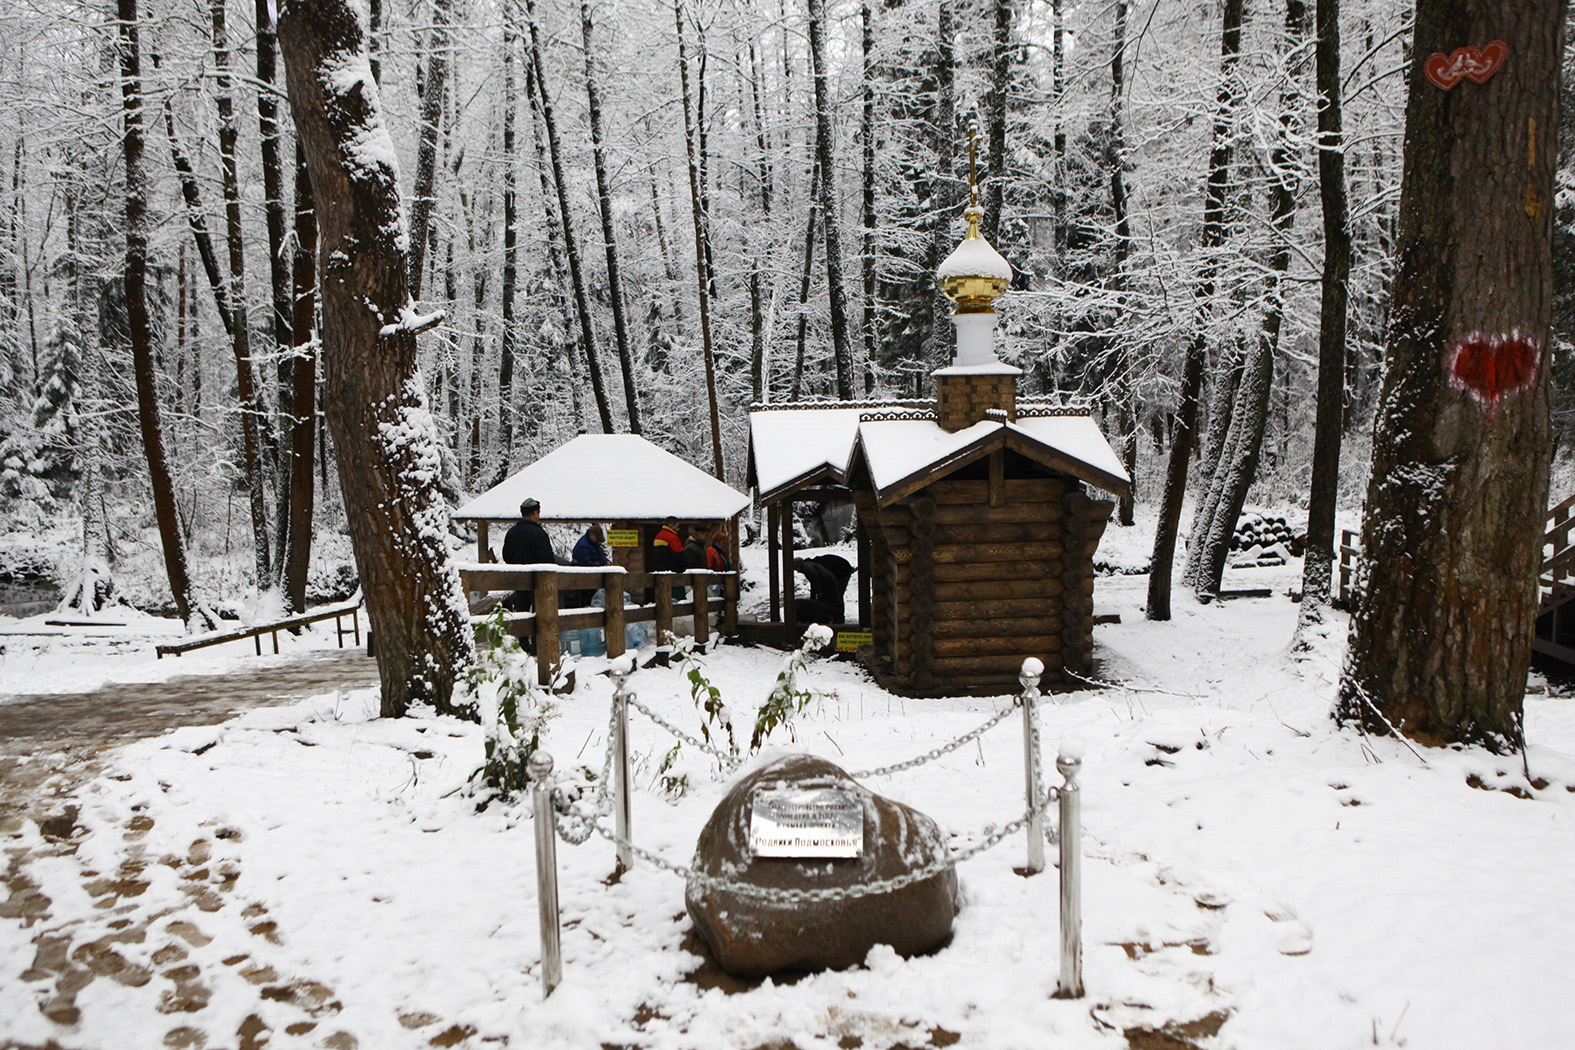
top-left (685, 754), bottom-right (957, 978)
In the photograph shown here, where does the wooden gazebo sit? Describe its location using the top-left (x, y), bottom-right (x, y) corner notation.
top-left (453, 433), bottom-right (748, 570)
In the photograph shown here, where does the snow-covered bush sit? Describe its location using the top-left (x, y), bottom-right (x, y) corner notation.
top-left (464, 608), bottom-right (556, 801)
top-left (751, 624), bottom-right (832, 750)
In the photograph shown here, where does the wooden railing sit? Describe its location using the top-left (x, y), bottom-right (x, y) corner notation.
top-left (1539, 492), bottom-right (1575, 605)
top-left (155, 599), bottom-right (363, 658)
top-left (1335, 492), bottom-right (1575, 613)
top-left (454, 562), bottom-right (739, 685)
top-left (1336, 529), bottom-right (1362, 609)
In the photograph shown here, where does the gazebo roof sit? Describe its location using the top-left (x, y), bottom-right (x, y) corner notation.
top-left (453, 434), bottom-right (749, 523)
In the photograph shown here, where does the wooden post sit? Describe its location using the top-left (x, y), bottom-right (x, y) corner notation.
top-left (603, 570), bottom-right (626, 659)
top-left (536, 571), bottom-right (560, 686)
top-left (477, 521), bottom-right (490, 561)
top-left (693, 573), bottom-right (710, 646)
top-left (654, 574), bottom-right (674, 658)
top-left (781, 498), bottom-right (796, 626)
top-left (856, 517), bottom-right (871, 628)
top-left (723, 573), bottom-right (739, 635)
top-left (767, 502), bottom-right (781, 621)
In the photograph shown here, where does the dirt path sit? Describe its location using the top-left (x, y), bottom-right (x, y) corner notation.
top-left (0, 649), bottom-right (403, 1050)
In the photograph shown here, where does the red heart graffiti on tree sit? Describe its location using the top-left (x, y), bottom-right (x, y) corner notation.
top-left (1424, 40), bottom-right (1509, 90)
top-left (1447, 331), bottom-right (1540, 420)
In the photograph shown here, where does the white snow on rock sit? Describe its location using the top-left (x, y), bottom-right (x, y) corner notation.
top-left (453, 433), bottom-right (750, 523)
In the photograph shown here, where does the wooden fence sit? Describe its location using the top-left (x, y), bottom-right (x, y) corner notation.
top-left (454, 562), bottom-right (739, 685)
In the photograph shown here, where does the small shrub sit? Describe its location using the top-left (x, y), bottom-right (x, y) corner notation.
top-left (464, 607), bottom-right (559, 800)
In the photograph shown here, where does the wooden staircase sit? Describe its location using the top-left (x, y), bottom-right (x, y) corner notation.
top-left (1535, 493), bottom-right (1575, 665)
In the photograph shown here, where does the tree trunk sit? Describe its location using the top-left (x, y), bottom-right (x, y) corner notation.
top-left (497, 25), bottom-right (519, 466)
top-left (1193, 0), bottom-right (1308, 598)
top-left (806, 0), bottom-right (854, 400)
top-left (580, 0), bottom-right (642, 433)
top-left (155, 69), bottom-right (233, 338)
top-left (982, 0), bottom-right (1013, 247)
top-left (257, 0), bottom-right (295, 586)
top-left (407, 0), bottom-right (450, 301)
top-left (676, 0), bottom-right (725, 475)
top-left (1108, 0), bottom-right (1136, 527)
top-left (283, 141), bottom-right (317, 616)
top-left (213, 0), bottom-right (271, 585)
top-left (279, 0), bottom-right (475, 719)
top-left (860, 0), bottom-right (876, 390)
top-left (1339, 0), bottom-right (1561, 751)
top-left (1146, 0), bottom-right (1243, 621)
top-left (748, 41), bottom-right (772, 403)
top-left (1296, 0), bottom-right (1353, 634)
top-left (791, 185), bottom-right (818, 401)
top-left (525, 0), bottom-right (614, 434)
top-left (119, 0), bottom-right (209, 632)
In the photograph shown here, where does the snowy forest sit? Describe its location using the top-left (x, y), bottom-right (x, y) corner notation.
top-left (0, 0), bottom-right (1571, 614)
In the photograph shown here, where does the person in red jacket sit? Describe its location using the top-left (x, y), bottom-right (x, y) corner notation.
top-left (651, 517), bottom-right (686, 601)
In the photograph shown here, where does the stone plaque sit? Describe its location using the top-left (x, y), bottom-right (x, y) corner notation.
top-left (749, 786), bottom-right (863, 858)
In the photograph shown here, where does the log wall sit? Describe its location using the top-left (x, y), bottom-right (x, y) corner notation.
top-left (853, 474), bottom-right (1113, 697)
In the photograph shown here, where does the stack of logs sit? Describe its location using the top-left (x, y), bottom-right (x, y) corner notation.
top-left (856, 476), bottom-right (1112, 696)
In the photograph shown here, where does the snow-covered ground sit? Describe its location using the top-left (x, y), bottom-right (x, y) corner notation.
top-left (2, 527), bottom-right (1574, 1049)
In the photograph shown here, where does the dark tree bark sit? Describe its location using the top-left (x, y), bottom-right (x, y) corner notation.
top-left (407, 0), bottom-right (450, 301)
top-left (676, 0), bottom-right (725, 475)
top-left (119, 0), bottom-right (209, 631)
top-left (580, 0), bottom-right (642, 433)
top-left (806, 0), bottom-right (854, 400)
top-left (283, 142), bottom-right (317, 615)
top-left (1146, 0), bottom-right (1243, 621)
top-left (1296, 0), bottom-right (1353, 633)
top-left (790, 184), bottom-right (818, 401)
top-left (1192, 0), bottom-right (1308, 598)
top-left (981, 0), bottom-right (1013, 247)
top-left (497, 25), bottom-right (520, 463)
top-left (155, 72), bottom-right (233, 338)
top-left (1339, 1), bottom-right (1562, 751)
top-left (279, 0), bottom-right (474, 718)
top-left (860, 0), bottom-right (876, 389)
top-left (213, 0), bottom-right (272, 585)
top-left (1108, 0), bottom-right (1136, 527)
top-left (525, 0), bottom-right (614, 434)
top-left (256, 1), bottom-right (295, 588)
top-left (748, 41), bottom-right (772, 403)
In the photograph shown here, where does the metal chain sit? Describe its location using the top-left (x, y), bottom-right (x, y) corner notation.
top-left (846, 700), bottom-right (1022, 779)
top-left (624, 693), bottom-right (745, 771)
top-left (582, 804), bottom-right (1037, 905)
top-left (551, 701), bottom-right (620, 845)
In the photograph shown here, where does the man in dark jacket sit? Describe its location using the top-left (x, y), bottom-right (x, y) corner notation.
top-left (502, 498), bottom-right (557, 611)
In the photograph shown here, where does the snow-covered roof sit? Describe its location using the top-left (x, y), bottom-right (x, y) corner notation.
top-left (453, 434), bottom-right (749, 522)
top-left (747, 406), bottom-right (868, 502)
top-left (853, 414), bottom-right (1131, 505)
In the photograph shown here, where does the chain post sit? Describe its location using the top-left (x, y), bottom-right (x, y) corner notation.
top-left (1055, 749), bottom-right (1083, 999)
top-left (609, 661), bottom-right (634, 871)
top-left (1019, 659), bottom-right (1045, 875)
top-left (529, 750), bottom-right (563, 998)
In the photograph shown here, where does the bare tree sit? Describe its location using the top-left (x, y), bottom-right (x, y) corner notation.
top-left (806, 0), bottom-right (854, 399)
top-left (119, 0), bottom-right (211, 631)
top-left (1295, 0), bottom-right (1353, 635)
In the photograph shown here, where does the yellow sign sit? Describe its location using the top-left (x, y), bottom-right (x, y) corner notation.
top-left (836, 631), bottom-right (873, 653)
top-left (606, 529), bottom-right (640, 548)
